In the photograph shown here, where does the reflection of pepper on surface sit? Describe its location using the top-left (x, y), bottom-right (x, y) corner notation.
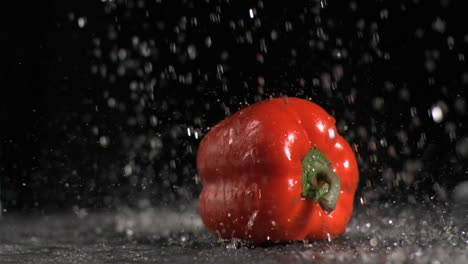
top-left (197, 97), bottom-right (359, 243)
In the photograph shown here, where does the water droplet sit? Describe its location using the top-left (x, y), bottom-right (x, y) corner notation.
top-left (285, 21), bottom-right (292, 32)
top-left (380, 9), bottom-right (389, 19)
top-left (247, 210), bottom-right (259, 229)
top-left (99, 136), bottom-right (110, 147)
top-left (150, 116), bottom-right (158, 127)
top-left (455, 137), bottom-right (468, 158)
top-left (360, 197), bottom-right (366, 204)
top-left (327, 128), bottom-right (336, 139)
top-left (430, 105), bottom-right (444, 123)
top-left (370, 237), bottom-right (378, 247)
top-left (226, 238), bottom-right (242, 249)
top-left (447, 36), bottom-right (455, 50)
top-left (187, 45), bottom-right (197, 60)
top-left (205, 36), bottom-right (212, 47)
top-left (343, 160), bottom-right (349, 168)
top-left (124, 164), bottom-right (132, 176)
top-left (77, 17), bottom-right (87, 28)
top-left (317, 122), bottom-right (325, 132)
top-left (432, 17), bottom-right (446, 33)
top-left (320, 0), bottom-right (327, 8)
top-left (332, 49), bottom-right (343, 59)
top-left (249, 8), bottom-right (255, 19)
top-left (107, 97), bottom-right (117, 108)
top-left (126, 229), bottom-right (134, 237)
top-left (270, 30), bottom-right (278, 40)
top-left (452, 181), bottom-right (468, 202)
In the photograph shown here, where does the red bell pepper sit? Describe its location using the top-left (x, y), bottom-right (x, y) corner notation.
top-left (197, 97), bottom-right (359, 243)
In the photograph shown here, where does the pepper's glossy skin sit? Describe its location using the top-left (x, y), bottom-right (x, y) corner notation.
top-left (197, 97), bottom-right (359, 243)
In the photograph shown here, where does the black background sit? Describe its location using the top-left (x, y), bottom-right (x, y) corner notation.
top-left (1, 0), bottom-right (467, 211)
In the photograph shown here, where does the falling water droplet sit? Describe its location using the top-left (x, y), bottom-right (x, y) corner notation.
top-left (249, 8), bottom-right (255, 19)
top-left (77, 17), bottom-right (87, 28)
top-left (247, 210), bottom-right (259, 230)
top-left (370, 237), bottom-right (378, 247)
top-left (187, 45), bottom-right (197, 60)
top-left (99, 136), bottom-right (110, 147)
top-left (430, 105), bottom-right (444, 123)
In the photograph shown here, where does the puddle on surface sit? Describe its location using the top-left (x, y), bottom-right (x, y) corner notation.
top-left (1, 202), bottom-right (466, 264)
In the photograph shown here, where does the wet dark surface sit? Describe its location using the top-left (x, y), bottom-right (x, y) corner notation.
top-left (1, 202), bottom-right (467, 264)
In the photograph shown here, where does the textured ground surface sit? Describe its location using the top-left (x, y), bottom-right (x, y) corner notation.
top-left (1, 202), bottom-right (467, 264)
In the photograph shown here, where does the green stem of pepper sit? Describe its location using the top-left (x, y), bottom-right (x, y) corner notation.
top-left (301, 147), bottom-right (341, 212)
